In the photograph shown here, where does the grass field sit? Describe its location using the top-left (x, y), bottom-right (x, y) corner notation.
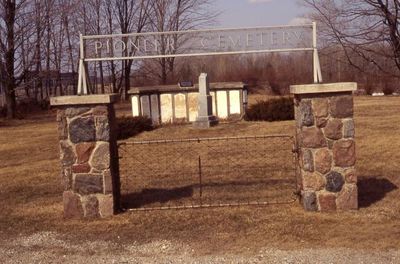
top-left (0, 96), bottom-right (400, 255)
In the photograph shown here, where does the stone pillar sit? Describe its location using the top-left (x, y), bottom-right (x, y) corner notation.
top-left (193, 73), bottom-right (218, 129)
top-left (290, 83), bottom-right (358, 212)
top-left (50, 94), bottom-right (120, 218)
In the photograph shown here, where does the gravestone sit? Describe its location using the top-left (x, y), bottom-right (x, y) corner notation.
top-left (193, 73), bottom-right (219, 129)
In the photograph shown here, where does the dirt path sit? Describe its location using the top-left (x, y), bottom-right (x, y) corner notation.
top-left (1, 232), bottom-right (398, 263)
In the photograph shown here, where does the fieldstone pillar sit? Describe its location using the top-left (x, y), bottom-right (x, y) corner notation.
top-left (291, 83), bottom-right (358, 212)
top-left (193, 73), bottom-right (218, 129)
top-left (50, 94), bottom-right (120, 218)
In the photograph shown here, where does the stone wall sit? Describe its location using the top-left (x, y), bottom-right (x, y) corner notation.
top-left (51, 95), bottom-right (120, 218)
top-left (291, 83), bottom-right (358, 212)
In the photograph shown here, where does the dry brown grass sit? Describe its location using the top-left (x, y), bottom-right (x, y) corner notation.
top-left (1, 96), bottom-right (400, 254)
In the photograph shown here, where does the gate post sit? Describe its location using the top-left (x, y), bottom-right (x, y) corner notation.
top-left (50, 94), bottom-right (120, 218)
top-left (290, 83), bottom-right (358, 212)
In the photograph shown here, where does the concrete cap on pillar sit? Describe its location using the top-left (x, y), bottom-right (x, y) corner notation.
top-left (50, 94), bottom-right (120, 106)
top-left (290, 82), bottom-right (357, 95)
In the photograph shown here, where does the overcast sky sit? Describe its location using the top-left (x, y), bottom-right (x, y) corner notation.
top-left (214, 0), bottom-right (307, 27)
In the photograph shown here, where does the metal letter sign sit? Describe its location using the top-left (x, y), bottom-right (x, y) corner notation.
top-left (77, 23), bottom-right (322, 94)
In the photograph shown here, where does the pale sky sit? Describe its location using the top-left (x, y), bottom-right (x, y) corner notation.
top-left (214, 0), bottom-right (307, 27)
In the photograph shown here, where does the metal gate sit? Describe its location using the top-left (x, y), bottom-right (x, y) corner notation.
top-left (118, 135), bottom-right (298, 211)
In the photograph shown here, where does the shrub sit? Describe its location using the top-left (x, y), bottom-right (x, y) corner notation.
top-left (38, 99), bottom-right (50, 110)
top-left (270, 82), bottom-right (282, 96)
top-left (245, 97), bottom-right (294, 122)
top-left (363, 82), bottom-right (375, 95)
top-left (117, 116), bottom-right (154, 140)
top-left (383, 84), bottom-right (395, 95)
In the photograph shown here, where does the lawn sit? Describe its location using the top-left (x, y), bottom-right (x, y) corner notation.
top-left (0, 96), bottom-right (400, 255)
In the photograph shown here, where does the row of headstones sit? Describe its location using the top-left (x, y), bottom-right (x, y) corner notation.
top-left (131, 73), bottom-right (235, 126)
top-left (131, 87), bottom-right (244, 125)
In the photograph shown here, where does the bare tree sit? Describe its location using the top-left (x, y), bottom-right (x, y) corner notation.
top-left (0, 0), bottom-right (39, 118)
top-left (145, 0), bottom-right (217, 84)
top-left (302, 0), bottom-right (400, 77)
top-left (115, 0), bottom-right (150, 99)
top-left (60, 0), bottom-right (78, 95)
top-left (32, 0), bottom-right (44, 101)
top-left (81, 0), bottom-right (106, 93)
top-left (0, 0), bottom-right (219, 117)
top-left (103, 0), bottom-right (118, 93)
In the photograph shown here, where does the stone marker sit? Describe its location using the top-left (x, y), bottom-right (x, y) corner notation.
top-left (174, 93), bottom-right (187, 121)
top-left (50, 94), bottom-right (120, 219)
top-left (229, 90), bottom-right (241, 115)
top-left (188, 92), bottom-right (199, 122)
top-left (131, 96), bottom-right (140, 117)
top-left (216, 91), bottom-right (228, 119)
top-left (193, 73), bottom-right (218, 129)
top-left (150, 94), bottom-right (160, 125)
top-left (140, 95), bottom-right (151, 118)
top-left (291, 83), bottom-right (358, 212)
top-left (160, 94), bottom-right (173, 123)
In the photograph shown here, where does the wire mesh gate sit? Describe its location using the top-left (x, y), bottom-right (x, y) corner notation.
top-left (118, 135), bottom-right (298, 211)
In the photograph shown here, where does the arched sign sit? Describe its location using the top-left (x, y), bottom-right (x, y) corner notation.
top-left (77, 22), bottom-right (322, 94)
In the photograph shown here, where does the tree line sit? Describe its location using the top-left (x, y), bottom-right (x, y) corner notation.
top-left (303, 0), bottom-right (400, 93)
top-left (0, 0), bottom-right (215, 118)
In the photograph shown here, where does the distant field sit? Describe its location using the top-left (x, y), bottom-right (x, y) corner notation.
top-left (0, 96), bottom-right (400, 254)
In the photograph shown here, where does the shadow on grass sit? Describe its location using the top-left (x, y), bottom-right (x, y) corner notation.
top-left (0, 112), bottom-right (55, 127)
top-left (358, 177), bottom-right (398, 208)
top-left (121, 179), bottom-right (296, 209)
top-left (122, 186), bottom-right (194, 209)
